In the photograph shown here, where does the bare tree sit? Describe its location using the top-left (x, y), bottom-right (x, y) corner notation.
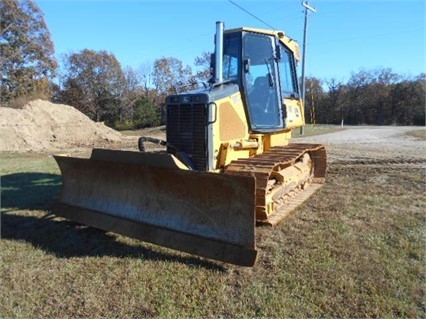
top-left (152, 57), bottom-right (196, 97)
top-left (152, 57), bottom-right (196, 123)
top-left (115, 66), bottom-right (143, 121)
top-left (138, 62), bottom-right (152, 93)
top-left (194, 51), bottom-right (212, 83)
top-left (304, 77), bottom-right (325, 124)
top-left (324, 78), bottom-right (344, 125)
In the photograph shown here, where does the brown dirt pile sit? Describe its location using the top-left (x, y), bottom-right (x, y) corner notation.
top-left (0, 99), bottom-right (127, 153)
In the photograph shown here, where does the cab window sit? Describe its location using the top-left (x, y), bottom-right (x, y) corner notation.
top-left (278, 45), bottom-right (299, 97)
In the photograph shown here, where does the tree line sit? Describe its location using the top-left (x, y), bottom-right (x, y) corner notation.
top-left (304, 70), bottom-right (425, 126)
top-left (1, 0), bottom-right (424, 129)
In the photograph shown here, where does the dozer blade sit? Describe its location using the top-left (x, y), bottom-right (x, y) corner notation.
top-left (53, 149), bottom-right (257, 266)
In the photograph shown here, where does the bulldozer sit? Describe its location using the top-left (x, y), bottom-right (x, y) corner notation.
top-left (53, 22), bottom-right (327, 267)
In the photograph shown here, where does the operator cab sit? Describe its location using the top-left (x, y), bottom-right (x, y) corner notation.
top-left (220, 28), bottom-right (300, 133)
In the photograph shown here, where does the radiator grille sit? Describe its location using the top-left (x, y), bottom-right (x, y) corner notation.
top-left (166, 103), bottom-right (208, 171)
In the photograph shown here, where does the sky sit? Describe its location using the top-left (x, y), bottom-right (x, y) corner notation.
top-left (36, 0), bottom-right (425, 83)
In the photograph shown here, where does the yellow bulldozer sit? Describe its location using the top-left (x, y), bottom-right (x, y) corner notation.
top-left (53, 22), bottom-right (327, 267)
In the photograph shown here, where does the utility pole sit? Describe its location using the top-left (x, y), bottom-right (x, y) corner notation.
top-left (300, 1), bottom-right (316, 135)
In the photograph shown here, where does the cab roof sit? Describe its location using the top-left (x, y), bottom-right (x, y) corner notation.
top-left (224, 27), bottom-right (301, 61)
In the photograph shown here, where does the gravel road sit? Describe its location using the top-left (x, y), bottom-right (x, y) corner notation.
top-left (297, 126), bottom-right (426, 164)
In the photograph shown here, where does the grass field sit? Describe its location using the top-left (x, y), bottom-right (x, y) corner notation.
top-left (1, 131), bottom-right (425, 318)
top-left (407, 129), bottom-right (426, 139)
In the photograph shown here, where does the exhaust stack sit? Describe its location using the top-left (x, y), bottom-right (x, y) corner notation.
top-left (214, 21), bottom-right (224, 84)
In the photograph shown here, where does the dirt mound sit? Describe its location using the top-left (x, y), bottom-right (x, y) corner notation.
top-left (0, 99), bottom-right (127, 153)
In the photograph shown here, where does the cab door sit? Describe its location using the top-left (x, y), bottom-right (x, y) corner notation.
top-left (242, 32), bottom-right (282, 132)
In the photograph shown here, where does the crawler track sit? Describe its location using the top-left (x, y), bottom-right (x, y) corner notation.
top-left (225, 143), bottom-right (327, 225)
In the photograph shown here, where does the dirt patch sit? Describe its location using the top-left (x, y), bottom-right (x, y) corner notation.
top-left (0, 99), bottom-right (137, 153)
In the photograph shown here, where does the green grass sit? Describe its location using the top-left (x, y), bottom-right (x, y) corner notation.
top-left (292, 124), bottom-right (344, 138)
top-left (120, 125), bottom-right (166, 137)
top-left (1, 153), bottom-right (425, 318)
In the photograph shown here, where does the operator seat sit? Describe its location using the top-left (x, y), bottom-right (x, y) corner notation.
top-left (250, 76), bottom-right (269, 104)
top-left (248, 75), bottom-right (279, 126)
top-left (249, 76), bottom-right (270, 113)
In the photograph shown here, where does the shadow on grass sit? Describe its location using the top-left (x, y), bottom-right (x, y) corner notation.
top-left (1, 172), bottom-right (226, 271)
top-left (1, 172), bottom-right (62, 211)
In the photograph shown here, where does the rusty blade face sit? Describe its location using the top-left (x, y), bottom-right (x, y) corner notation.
top-left (53, 150), bottom-right (257, 266)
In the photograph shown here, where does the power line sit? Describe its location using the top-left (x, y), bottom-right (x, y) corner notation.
top-left (228, 0), bottom-right (276, 30)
